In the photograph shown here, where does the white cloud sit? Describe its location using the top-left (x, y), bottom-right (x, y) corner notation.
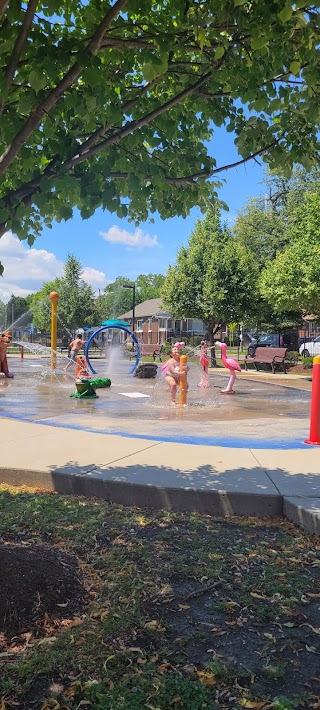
top-left (100, 225), bottom-right (159, 250)
top-left (0, 232), bottom-right (107, 303)
top-left (81, 267), bottom-right (107, 291)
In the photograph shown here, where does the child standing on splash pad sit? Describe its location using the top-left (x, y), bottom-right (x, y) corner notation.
top-left (161, 343), bottom-right (188, 405)
top-left (0, 331), bottom-right (14, 378)
top-left (64, 334), bottom-right (85, 371)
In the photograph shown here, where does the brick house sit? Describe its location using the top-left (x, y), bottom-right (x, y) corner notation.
top-left (120, 298), bottom-right (207, 345)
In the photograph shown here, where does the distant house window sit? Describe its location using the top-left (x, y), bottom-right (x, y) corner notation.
top-left (167, 319), bottom-right (172, 329)
top-left (159, 318), bottom-right (166, 329)
top-left (191, 319), bottom-right (206, 333)
top-left (136, 320), bottom-right (143, 331)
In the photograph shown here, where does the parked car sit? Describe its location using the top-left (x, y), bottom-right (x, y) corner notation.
top-left (242, 332), bottom-right (257, 347)
top-left (247, 333), bottom-right (280, 357)
top-left (247, 331), bottom-right (299, 357)
top-left (299, 336), bottom-right (320, 358)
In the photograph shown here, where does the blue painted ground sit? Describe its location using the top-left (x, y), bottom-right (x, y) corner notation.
top-left (0, 357), bottom-right (313, 450)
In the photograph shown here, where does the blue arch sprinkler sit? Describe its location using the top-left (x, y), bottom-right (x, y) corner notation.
top-left (84, 320), bottom-right (140, 375)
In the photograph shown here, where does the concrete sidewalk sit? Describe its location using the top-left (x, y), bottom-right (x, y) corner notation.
top-left (1, 416), bottom-right (319, 535)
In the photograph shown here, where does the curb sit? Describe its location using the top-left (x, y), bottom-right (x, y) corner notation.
top-left (1, 468), bottom-right (319, 535)
top-left (283, 496), bottom-right (320, 535)
top-left (0, 465), bottom-right (282, 518)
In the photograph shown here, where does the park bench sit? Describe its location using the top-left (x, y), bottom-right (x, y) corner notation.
top-left (141, 343), bottom-right (163, 361)
top-left (244, 347), bottom-right (288, 374)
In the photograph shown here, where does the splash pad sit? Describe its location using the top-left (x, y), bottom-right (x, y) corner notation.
top-left (0, 339), bottom-right (312, 450)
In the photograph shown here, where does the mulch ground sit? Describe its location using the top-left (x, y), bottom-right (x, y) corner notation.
top-left (287, 365), bottom-right (313, 376)
top-left (0, 486), bottom-right (319, 710)
top-left (0, 543), bottom-right (86, 638)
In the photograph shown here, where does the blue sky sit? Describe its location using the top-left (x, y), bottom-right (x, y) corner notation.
top-left (0, 124), bottom-right (266, 303)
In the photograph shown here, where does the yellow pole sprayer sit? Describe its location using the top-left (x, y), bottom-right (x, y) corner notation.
top-left (179, 353), bottom-right (188, 406)
top-left (49, 291), bottom-right (59, 370)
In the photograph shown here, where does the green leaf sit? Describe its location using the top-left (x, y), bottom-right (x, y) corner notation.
top-left (251, 36), bottom-right (269, 50)
top-left (28, 70), bottom-right (47, 92)
top-left (142, 54), bottom-right (168, 82)
top-left (142, 62), bottom-right (158, 83)
top-left (57, 205), bottom-right (73, 221)
top-left (290, 61), bottom-right (301, 76)
top-left (234, 0), bottom-right (246, 5)
top-left (197, 28), bottom-right (206, 51)
top-left (279, 4), bottom-right (293, 22)
top-left (214, 46), bottom-right (225, 60)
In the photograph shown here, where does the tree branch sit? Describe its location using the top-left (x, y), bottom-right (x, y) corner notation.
top-left (101, 37), bottom-right (155, 49)
top-left (0, 137), bottom-right (280, 221)
top-left (0, 0), bottom-right (128, 177)
top-left (74, 77), bottom-right (159, 158)
top-left (0, 0), bottom-right (38, 118)
top-left (70, 68), bottom-right (215, 166)
top-left (196, 90), bottom-right (231, 99)
top-left (0, 136), bottom-right (283, 240)
top-left (0, 0), bottom-right (9, 20)
top-left (211, 140), bottom-right (278, 175)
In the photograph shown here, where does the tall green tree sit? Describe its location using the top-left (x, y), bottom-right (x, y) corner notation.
top-left (30, 255), bottom-right (95, 334)
top-left (100, 277), bottom-right (136, 321)
top-left (6, 295), bottom-right (30, 328)
top-left (233, 200), bottom-right (288, 268)
top-left (0, 299), bottom-right (6, 329)
top-left (0, 0), bottom-right (319, 275)
top-left (57, 254), bottom-right (96, 331)
top-left (135, 274), bottom-right (165, 304)
top-left (29, 278), bottom-right (61, 333)
top-left (161, 209), bottom-right (258, 344)
top-left (260, 192), bottom-right (320, 315)
top-left (97, 273), bottom-right (166, 322)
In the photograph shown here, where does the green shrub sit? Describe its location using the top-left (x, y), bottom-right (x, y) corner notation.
top-left (286, 351), bottom-right (299, 365)
top-left (301, 356), bottom-right (313, 369)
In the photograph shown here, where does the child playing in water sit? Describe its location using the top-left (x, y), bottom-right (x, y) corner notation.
top-left (199, 340), bottom-right (210, 388)
top-left (0, 331), bottom-right (13, 378)
top-left (75, 354), bottom-right (90, 380)
top-left (161, 343), bottom-right (188, 405)
top-left (64, 334), bottom-right (85, 371)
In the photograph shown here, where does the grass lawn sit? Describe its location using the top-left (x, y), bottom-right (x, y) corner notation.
top-left (0, 485), bottom-right (319, 710)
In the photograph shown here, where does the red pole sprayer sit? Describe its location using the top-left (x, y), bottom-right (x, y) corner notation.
top-left (305, 355), bottom-right (320, 446)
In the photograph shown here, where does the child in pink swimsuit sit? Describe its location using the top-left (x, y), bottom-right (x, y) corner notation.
top-left (161, 343), bottom-right (188, 405)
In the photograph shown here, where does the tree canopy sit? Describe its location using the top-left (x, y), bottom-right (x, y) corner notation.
top-left (0, 298), bottom-right (6, 329)
top-left (161, 208), bottom-right (258, 342)
top-left (5, 294), bottom-right (31, 327)
top-left (260, 191), bottom-right (320, 315)
top-left (96, 272), bottom-right (166, 321)
top-left (30, 254), bottom-right (95, 334)
top-left (0, 0), bottom-right (319, 274)
top-left (135, 273), bottom-right (165, 304)
top-left (233, 200), bottom-right (289, 268)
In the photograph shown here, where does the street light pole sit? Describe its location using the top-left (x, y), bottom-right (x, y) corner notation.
top-left (132, 284), bottom-right (136, 333)
top-left (123, 283), bottom-right (136, 333)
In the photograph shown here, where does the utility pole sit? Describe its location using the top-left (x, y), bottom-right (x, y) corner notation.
top-left (123, 282), bottom-right (136, 332)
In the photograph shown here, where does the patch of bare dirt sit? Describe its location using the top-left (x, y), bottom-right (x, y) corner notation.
top-left (0, 541), bottom-right (86, 640)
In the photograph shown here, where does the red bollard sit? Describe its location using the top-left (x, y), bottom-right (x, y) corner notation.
top-left (305, 355), bottom-right (320, 445)
top-left (20, 346), bottom-right (24, 359)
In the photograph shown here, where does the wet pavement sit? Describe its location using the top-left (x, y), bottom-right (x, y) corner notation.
top-left (0, 356), bottom-right (312, 449)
